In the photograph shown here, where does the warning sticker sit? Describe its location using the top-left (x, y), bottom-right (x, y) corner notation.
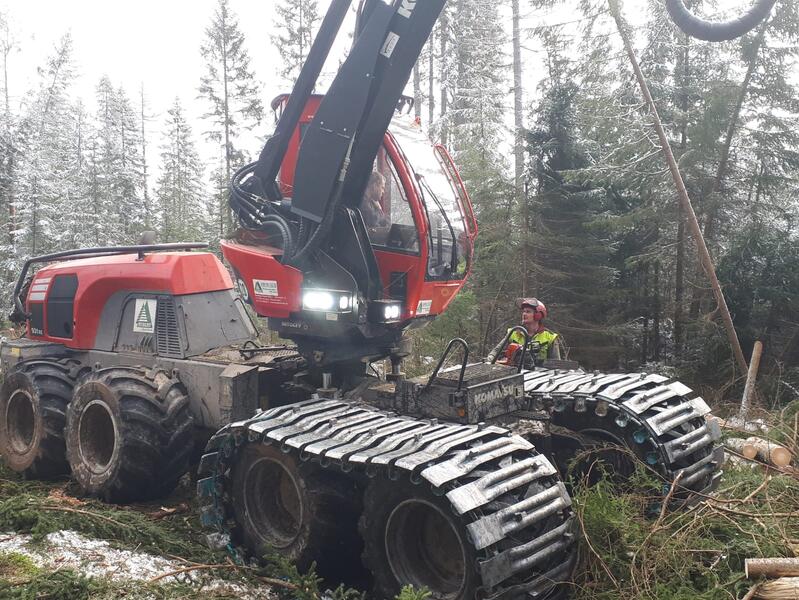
top-left (133, 299), bottom-right (157, 334)
top-left (253, 279), bottom-right (279, 297)
top-left (381, 32), bottom-right (400, 58)
top-left (416, 299), bottom-right (432, 315)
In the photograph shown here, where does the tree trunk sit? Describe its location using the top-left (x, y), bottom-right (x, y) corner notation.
top-left (427, 31), bottom-right (435, 127)
top-left (221, 8), bottom-right (232, 239)
top-left (140, 85), bottom-right (150, 230)
top-left (609, 1), bottom-right (750, 377)
top-left (642, 263), bottom-right (649, 363)
top-left (739, 340), bottom-right (763, 420)
top-left (753, 578), bottom-right (799, 599)
top-left (653, 261), bottom-right (661, 361)
top-left (675, 215), bottom-right (685, 355)
top-left (674, 31), bottom-right (689, 358)
top-left (413, 61), bottom-right (422, 121)
top-left (512, 0), bottom-right (525, 295)
top-left (746, 558), bottom-right (799, 579)
top-left (439, 9), bottom-right (448, 146)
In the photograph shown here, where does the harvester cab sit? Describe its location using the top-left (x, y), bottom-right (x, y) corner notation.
top-left (222, 0), bottom-right (476, 372)
top-left (224, 95), bottom-right (476, 370)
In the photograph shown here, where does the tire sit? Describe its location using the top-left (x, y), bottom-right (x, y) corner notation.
top-left (549, 387), bottom-right (718, 501)
top-left (0, 359), bottom-right (79, 478)
top-left (229, 443), bottom-right (361, 579)
top-left (65, 366), bottom-right (193, 503)
top-left (360, 479), bottom-right (479, 600)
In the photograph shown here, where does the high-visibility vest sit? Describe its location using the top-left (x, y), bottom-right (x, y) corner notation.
top-left (508, 328), bottom-right (559, 361)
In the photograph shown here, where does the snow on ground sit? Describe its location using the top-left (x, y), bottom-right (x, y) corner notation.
top-left (0, 530), bottom-right (274, 598)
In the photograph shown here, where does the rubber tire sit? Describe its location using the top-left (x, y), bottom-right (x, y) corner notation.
top-left (360, 479), bottom-right (479, 600)
top-left (0, 359), bottom-right (78, 478)
top-left (229, 443), bottom-right (361, 579)
top-left (65, 366), bottom-right (193, 503)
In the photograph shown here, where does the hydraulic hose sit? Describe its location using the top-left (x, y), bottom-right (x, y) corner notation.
top-left (665, 0), bottom-right (776, 42)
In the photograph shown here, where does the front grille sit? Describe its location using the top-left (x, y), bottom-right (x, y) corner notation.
top-left (156, 298), bottom-right (182, 358)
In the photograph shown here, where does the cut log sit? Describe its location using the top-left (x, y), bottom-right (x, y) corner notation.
top-left (753, 577), bottom-right (799, 599)
top-left (726, 437), bottom-right (758, 460)
top-left (745, 437), bottom-right (793, 468)
top-left (746, 558), bottom-right (799, 579)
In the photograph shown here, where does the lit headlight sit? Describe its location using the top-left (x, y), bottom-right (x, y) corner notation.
top-left (302, 289), bottom-right (353, 313)
top-left (367, 300), bottom-right (403, 323)
top-left (384, 305), bottom-right (401, 320)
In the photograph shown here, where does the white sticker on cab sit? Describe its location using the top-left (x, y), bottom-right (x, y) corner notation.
top-left (253, 279), bottom-right (279, 297)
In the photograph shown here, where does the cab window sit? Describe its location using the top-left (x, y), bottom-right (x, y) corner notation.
top-left (360, 148), bottom-right (419, 253)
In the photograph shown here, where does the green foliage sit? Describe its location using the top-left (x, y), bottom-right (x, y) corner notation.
top-left (573, 465), bottom-right (799, 600)
top-left (0, 551), bottom-right (38, 583)
top-left (395, 586), bottom-right (431, 600)
top-left (407, 290), bottom-right (480, 376)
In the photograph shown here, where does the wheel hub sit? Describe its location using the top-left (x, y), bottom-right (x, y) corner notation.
top-left (6, 390), bottom-right (36, 454)
top-left (384, 498), bottom-right (467, 597)
top-left (244, 457), bottom-right (303, 549)
top-left (78, 400), bottom-right (118, 474)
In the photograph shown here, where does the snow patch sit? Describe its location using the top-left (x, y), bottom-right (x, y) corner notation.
top-left (0, 530), bottom-right (273, 598)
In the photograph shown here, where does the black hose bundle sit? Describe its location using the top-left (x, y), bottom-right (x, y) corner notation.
top-left (229, 161), bottom-right (296, 260)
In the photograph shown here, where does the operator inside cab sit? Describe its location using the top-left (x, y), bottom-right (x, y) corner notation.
top-left (360, 171), bottom-right (390, 241)
top-left (488, 298), bottom-right (563, 367)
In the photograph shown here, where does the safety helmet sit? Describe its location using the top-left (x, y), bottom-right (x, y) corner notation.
top-left (517, 297), bottom-right (547, 321)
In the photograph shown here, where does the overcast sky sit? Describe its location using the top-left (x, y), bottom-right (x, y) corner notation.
top-left (0, 0), bottom-right (360, 169)
top-left (0, 0), bottom-right (690, 179)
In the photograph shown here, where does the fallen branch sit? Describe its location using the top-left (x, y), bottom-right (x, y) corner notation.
top-left (39, 505), bottom-right (133, 529)
top-left (149, 563), bottom-right (297, 590)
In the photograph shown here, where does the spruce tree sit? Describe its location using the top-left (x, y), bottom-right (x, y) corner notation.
top-left (155, 98), bottom-right (208, 243)
top-left (199, 0), bottom-right (263, 239)
top-left (272, 0), bottom-right (320, 86)
top-left (12, 34), bottom-right (76, 257)
top-left (91, 77), bottom-right (145, 244)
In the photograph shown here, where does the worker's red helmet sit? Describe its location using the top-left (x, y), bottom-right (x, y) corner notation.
top-left (517, 297), bottom-right (547, 321)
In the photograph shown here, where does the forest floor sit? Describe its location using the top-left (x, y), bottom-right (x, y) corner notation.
top-left (0, 405), bottom-right (796, 600)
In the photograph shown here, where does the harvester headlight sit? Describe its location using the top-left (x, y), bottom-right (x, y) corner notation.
top-left (302, 289), bottom-right (353, 313)
top-left (385, 304), bottom-right (400, 321)
top-left (367, 300), bottom-right (403, 323)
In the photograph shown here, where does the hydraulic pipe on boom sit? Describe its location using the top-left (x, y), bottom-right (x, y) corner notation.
top-left (665, 0), bottom-right (777, 42)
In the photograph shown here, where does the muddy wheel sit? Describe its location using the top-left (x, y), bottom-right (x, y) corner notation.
top-left (65, 366), bottom-right (193, 503)
top-left (230, 443), bottom-right (360, 578)
top-left (360, 480), bottom-right (478, 600)
top-left (0, 360), bottom-right (79, 478)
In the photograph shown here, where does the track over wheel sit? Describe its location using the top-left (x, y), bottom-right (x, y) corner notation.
top-left (0, 359), bottom-right (80, 478)
top-left (65, 366), bottom-right (193, 503)
top-left (229, 443), bottom-right (362, 579)
top-left (360, 480), bottom-right (479, 600)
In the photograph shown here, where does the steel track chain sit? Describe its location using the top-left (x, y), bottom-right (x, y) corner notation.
top-left (197, 397), bottom-right (578, 598)
top-left (523, 369), bottom-right (723, 499)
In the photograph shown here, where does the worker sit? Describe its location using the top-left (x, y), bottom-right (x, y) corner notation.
top-left (360, 171), bottom-right (390, 231)
top-left (487, 298), bottom-right (562, 365)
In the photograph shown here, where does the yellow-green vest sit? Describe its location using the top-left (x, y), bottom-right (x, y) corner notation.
top-left (509, 328), bottom-right (559, 361)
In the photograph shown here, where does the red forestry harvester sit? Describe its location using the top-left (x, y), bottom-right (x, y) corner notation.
top-left (0, 0), bottom-right (771, 597)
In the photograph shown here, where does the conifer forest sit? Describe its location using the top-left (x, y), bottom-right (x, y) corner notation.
top-left (1, 0), bottom-right (797, 400)
top-left (0, 0), bottom-right (798, 599)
